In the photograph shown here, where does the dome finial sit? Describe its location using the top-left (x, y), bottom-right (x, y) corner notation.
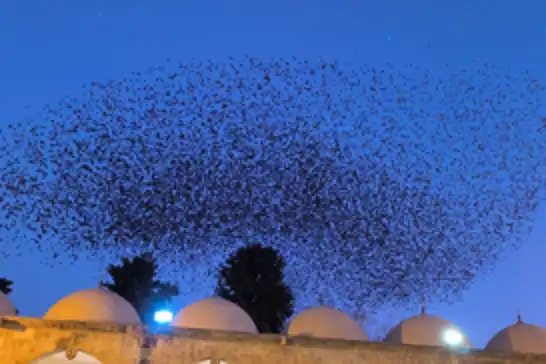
top-left (516, 307), bottom-right (523, 323)
top-left (99, 268), bottom-right (108, 289)
top-left (420, 295), bottom-right (427, 315)
top-left (318, 294), bottom-right (325, 306)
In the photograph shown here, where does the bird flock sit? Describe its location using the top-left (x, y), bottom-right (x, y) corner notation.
top-left (0, 57), bottom-right (544, 314)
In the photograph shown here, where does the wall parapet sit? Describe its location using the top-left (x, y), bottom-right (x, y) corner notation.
top-left (1, 316), bottom-right (546, 364)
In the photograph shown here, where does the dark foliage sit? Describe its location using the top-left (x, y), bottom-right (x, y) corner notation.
top-left (216, 244), bottom-right (294, 333)
top-left (0, 58), bottom-right (544, 312)
top-left (0, 278), bottom-right (13, 294)
top-left (101, 253), bottom-right (179, 325)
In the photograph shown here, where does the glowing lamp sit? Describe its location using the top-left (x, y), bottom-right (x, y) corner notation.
top-left (443, 328), bottom-right (463, 346)
top-left (153, 310), bottom-right (173, 324)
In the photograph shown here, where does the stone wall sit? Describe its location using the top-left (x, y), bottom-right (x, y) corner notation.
top-left (2, 316), bottom-right (546, 364)
top-left (0, 317), bottom-right (140, 364)
top-left (151, 329), bottom-right (546, 364)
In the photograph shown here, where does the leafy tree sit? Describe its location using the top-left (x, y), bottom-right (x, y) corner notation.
top-left (101, 253), bottom-right (179, 325)
top-left (216, 244), bottom-right (294, 333)
top-left (0, 278), bottom-right (13, 294)
top-left (1, 58), bottom-right (545, 313)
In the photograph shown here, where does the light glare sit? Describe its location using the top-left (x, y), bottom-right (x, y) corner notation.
top-left (154, 310), bottom-right (173, 324)
top-left (443, 328), bottom-right (463, 346)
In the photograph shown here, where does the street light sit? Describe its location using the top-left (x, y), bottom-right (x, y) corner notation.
top-left (153, 310), bottom-right (173, 324)
top-left (443, 328), bottom-right (463, 346)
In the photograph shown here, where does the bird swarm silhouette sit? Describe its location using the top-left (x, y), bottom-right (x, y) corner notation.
top-left (0, 57), bottom-right (544, 312)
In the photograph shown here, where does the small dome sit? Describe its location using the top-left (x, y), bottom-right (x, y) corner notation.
top-left (172, 297), bottom-right (258, 333)
top-left (0, 292), bottom-right (16, 316)
top-left (385, 312), bottom-right (472, 348)
top-left (486, 316), bottom-right (546, 354)
top-left (44, 288), bottom-right (141, 324)
top-left (288, 306), bottom-right (367, 341)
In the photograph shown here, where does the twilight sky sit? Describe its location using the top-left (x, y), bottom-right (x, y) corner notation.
top-left (1, 0), bottom-right (545, 348)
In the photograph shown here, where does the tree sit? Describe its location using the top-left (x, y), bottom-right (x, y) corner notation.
top-left (101, 253), bottom-right (179, 325)
top-left (1, 58), bottom-right (545, 313)
top-left (216, 244), bottom-right (294, 333)
top-left (0, 278), bottom-right (13, 294)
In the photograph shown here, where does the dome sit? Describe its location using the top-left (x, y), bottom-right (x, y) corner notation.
top-left (287, 306), bottom-right (367, 341)
top-left (44, 288), bottom-right (141, 324)
top-left (172, 297), bottom-right (258, 333)
top-left (0, 292), bottom-right (16, 316)
top-left (385, 312), bottom-right (472, 348)
top-left (486, 316), bottom-right (546, 354)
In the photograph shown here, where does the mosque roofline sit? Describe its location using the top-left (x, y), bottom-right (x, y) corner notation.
top-left (2, 316), bottom-right (546, 362)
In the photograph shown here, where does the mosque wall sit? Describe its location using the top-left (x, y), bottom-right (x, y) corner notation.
top-left (152, 329), bottom-right (546, 364)
top-left (2, 317), bottom-right (546, 364)
top-left (0, 317), bottom-right (140, 364)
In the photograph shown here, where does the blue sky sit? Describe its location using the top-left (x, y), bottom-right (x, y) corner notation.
top-left (1, 0), bottom-right (545, 348)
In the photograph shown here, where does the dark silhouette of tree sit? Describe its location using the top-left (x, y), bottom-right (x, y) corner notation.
top-left (101, 253), bottom-right (179, 325)
top-left (0, 278), bottom-right (13, 294)
top-left (1, 57), bottom-right (545, 313)
top-left (216, 244), bottom-right (294, 333)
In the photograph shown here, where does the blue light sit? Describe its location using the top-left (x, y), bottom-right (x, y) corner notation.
top-left (153, 310), bottom-right (173, 324)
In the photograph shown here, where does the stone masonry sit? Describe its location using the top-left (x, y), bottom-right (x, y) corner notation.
top-left (1, 317), bottom-right (546, 364)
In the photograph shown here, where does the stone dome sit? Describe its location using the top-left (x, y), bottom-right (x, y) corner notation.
top-left (486, 316), bottom-right (546, 354)
top-left (0, 292), bottom-right (16, 316)
top-left (172, 297), bottom-right (258, 333)
top-left (287, 306), bottom-right (367, 341)
top-left (385, 312), bottom-right (472, 348)
top-left (44, 288), bottom-right (141, 324)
